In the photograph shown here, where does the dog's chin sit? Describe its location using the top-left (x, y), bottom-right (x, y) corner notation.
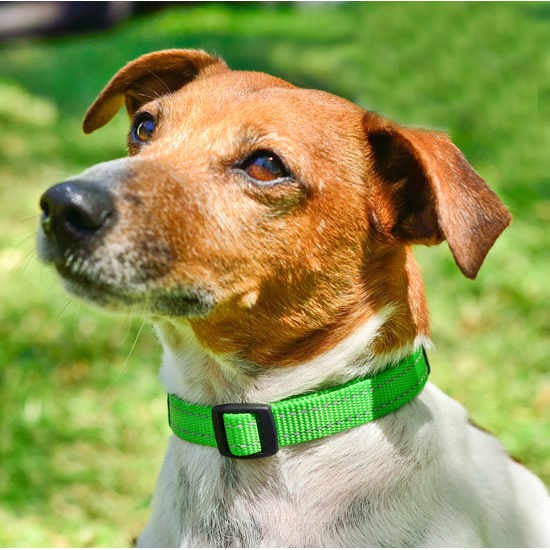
top-left (55, 263), bottom-right (214, 318)
top-left (57, 268), bottom-right (132, 309)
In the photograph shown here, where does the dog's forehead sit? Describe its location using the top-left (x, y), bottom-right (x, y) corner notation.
top-left (197, 68), bottom-right (297, 95)
top-left (165, 70), bottom-right (366, 146)
top-left (188, 69), bottom-right (359, 109)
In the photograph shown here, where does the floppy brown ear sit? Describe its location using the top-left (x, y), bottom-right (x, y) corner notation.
top-left (83, 49), bottom-right (227, 134)
top-left (364, 112), bottom-right (511, 279)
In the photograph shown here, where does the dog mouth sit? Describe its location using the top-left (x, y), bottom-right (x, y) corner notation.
top-left (54, 259), bottom-right (135, 305)
top-left (43, 245), bottom-right (214, 317)
top-left (59, 263), bottom-right (213, 317)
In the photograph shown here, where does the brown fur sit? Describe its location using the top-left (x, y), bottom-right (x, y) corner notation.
top-left (83, 49), bottom-right (510, 367)
top-left (363, 113), bottom-right (511, 278)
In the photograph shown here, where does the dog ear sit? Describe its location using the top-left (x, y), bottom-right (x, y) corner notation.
top-left (364, 113), bottom-right (511, 279)
top-left (83, 49), bottom-right (227, 134)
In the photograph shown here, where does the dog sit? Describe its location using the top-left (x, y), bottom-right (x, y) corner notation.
top-left (37, 49), bottom-right (550, 547)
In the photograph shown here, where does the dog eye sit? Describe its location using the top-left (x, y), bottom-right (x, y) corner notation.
top-left (240, 151), bottom-right (290, 183)
top-left (131, 113), bottom-right (156, 143)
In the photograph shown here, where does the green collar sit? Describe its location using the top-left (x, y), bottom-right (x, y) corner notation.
top-left (167, 347), bottom-right (430, 459)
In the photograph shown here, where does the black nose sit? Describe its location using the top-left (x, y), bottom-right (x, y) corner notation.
top-left (39, 180), bottom-right (115, 248)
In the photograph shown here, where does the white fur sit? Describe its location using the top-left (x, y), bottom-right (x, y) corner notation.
top-left (138, 316), bottom-right (550, 547)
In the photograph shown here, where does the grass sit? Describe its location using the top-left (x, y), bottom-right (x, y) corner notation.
top-left (0, 2), bottom-right (548, 546)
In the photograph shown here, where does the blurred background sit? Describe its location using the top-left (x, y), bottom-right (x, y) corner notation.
top-left (0, 1), bottom-right (548, 546)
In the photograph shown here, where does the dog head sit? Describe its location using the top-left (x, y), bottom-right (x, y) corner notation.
top-left (38, 49), bottom-right (510, 366)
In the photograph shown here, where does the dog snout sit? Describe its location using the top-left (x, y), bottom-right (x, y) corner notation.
top-left (39, 180), bottom-right (116, 249)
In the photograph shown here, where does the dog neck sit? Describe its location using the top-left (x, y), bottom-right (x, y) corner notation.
top-left (155, 249), bottom-right (431, 405)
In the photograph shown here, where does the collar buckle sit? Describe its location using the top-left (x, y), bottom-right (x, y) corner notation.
top-left (211, 403), bottom-right (279, 459)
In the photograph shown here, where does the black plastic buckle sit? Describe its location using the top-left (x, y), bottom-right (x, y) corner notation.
top-left (211, 403), bottom-right (279, 459)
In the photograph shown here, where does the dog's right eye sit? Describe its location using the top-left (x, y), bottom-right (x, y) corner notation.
top-left (238, 150), bottom-right (291, 185)
top-left (130, 113), bottom-right (156, 144)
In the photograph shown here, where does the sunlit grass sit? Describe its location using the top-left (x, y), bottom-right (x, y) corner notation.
top-left (0, 3), bottom-right (548, 546)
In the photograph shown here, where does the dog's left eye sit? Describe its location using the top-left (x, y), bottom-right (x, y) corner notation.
top-left (239, 151), bottom-right (290, 184)
top-left (131, 113), bottom-right (156, 144)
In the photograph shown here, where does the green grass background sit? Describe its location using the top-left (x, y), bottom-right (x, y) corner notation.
top-left (0, 2), bottom-right (548, 546)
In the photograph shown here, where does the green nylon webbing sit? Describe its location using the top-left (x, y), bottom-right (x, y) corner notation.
top-left (168, 347), bottom-right (429, 457)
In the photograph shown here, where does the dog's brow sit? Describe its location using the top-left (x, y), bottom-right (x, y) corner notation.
top-left (217, 125), bottom-right (288, 160)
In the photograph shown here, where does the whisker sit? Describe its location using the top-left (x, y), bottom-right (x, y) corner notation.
top-left (15, 232), bottom-right (36, 248)
top-left (56, 298), bottom-right (73, 320)
top-left (18, 214), bottom-right (41, 224)
top-left (136, 91), bottom-right (161, 102)
top-left (20, 249), bottom-right (37, 275)
top-left (121, 310), bottom-right (137, 345)
top-left (118, 318), bottom-right (147, 378)
top-left (145, 69), bottom-right (172, 96)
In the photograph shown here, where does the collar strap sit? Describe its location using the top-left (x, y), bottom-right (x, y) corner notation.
top-left (168, 347), bottom-right (430, 459)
